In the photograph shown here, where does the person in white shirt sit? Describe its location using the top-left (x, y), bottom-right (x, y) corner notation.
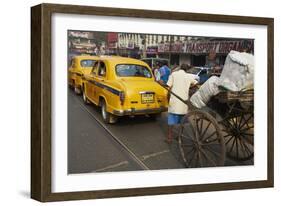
top-left (153, 63), bottom-right (161, 81)
top-left (165, 64), bottom-right (198, 143)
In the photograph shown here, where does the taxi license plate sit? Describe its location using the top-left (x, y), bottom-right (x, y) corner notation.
top-left (141, 93), bottom-right (154, 104)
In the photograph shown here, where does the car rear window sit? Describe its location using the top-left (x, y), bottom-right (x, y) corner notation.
top-left (141, 59), bottom-right (152, 67)
top-left (116, 64), bottom-right (152, 78)
top-left (80, 60), bottom-right (96, 67)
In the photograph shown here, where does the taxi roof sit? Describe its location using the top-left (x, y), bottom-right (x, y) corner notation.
top-left (98, 56), bottom-right (149, 67)
top-left (73, 55), bottom-right (100, 60)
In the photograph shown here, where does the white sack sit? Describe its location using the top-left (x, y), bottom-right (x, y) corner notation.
top-left (190, 76), bottom-right (221, 108)
top-left (219, 50), bottom-right (254, 92)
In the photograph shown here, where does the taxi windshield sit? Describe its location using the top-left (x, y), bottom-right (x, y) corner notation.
top-left (116, 64), bottom-right (152, 78)
top-left (80, 60), bottom-right (96, 67)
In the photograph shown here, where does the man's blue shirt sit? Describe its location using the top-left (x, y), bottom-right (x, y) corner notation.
top-left (159, 65), bottom-right (171, 84)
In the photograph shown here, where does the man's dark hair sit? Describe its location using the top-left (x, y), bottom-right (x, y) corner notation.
top-left (180, 64), bottom-right (192, 72)
top-left (162, 61), bottom-right (168, 66)
top-left (157, 61), bottom-right (163, 67)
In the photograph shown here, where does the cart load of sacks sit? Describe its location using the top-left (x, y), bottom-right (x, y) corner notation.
top-left (190, 50), bottom-right (254, 108)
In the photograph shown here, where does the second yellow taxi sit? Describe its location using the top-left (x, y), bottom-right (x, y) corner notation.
top-left (68, 55), bottom-right (100, 94)
top-left (82, 56), bottom-right (168, 123)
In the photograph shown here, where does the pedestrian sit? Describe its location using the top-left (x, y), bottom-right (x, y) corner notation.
top-left (153, 63), bottom-right (161, 81)
top-left (159, 62), bottom-right (171, 84)
top-left (165, 64), bottom-right (198, 144)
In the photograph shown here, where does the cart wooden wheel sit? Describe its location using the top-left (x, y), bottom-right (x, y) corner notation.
top-left (221, 112), bottom-right (254, 161)
top-left (178, 110), bottom-right (225, 168)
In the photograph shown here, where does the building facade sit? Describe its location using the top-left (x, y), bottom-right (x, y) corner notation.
top-left (108, 32), bottom-right (253, 67)
top-left (68, 31), bottom-right (254, 69)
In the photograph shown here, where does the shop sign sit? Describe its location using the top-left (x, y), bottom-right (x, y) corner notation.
top-left (127, 40), bottom-right (134, 49)
top-left (185, 40), bottom-right (254, 54)
top-left (107, 32), bottom-right (118, 43)
top-left (158, 43), bottom-right (171, 53)
top-left (185, 42), bottom-right (218, 54)
top-left (69, 31), bottom-right (91, 39)
top-left (170, 42), bottom-right (184, 53)
top-left (157, 40), bottom-right (253, 54)
top-left (146, 46), bottom-right (158, 54)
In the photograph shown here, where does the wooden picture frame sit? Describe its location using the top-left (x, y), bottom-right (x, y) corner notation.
top-left (31, 3), bottom-right (274, 202)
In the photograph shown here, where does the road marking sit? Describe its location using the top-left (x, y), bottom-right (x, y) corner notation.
top-left (71, 93), bottom-right (150, 170)
top-left (94, 161), bottom-right (129, 172)
top-left (141, 150), bottom-right (170, 161)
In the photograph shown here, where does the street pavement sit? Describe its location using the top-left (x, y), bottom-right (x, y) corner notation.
top-left (68, 91), bottom-right (145, 173)
top-left (68, 89), bottom-right (253, 174)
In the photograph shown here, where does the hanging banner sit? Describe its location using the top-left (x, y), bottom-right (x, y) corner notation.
top-left (69, 31), bottom-right (92, 39)
top-left (146, 46), bottom-right (158, 54)
top-left (158, 40), bottom-right (254, 54)
top-left (170, 42), bottom-right (184, 53)
top-left (158, 43), bottom-right (171, 53)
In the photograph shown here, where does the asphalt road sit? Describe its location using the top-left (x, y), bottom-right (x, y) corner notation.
top-left (68, 89), bottom-right (253, 174)
top-left (68, 90), bottom-right (147, 173)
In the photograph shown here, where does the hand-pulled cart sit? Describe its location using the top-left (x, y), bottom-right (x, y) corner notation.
top-left (165, 51), bottom-right (254, 168)
top-left (166, 85), bottom-right (254, 168)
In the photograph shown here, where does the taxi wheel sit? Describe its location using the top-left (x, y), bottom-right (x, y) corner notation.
top-left (101, 100), bottom-right (110, 123)
top-left (82, 88), bottom-right (90, 104)
top-left (74, 86), bottom-right (81, 95)
top-left (71, 79), bottom-right (75, 89)
top-left (101, 100), bottom-right (117, 124)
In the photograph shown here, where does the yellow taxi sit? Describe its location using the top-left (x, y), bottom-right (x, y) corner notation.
top-left (82, 56), bottom-right (168, 123)
top-left (68, 55), bottom-right (100, 94)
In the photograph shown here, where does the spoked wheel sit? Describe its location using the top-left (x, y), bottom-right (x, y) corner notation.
top-left (221, 112), bottom-right (254, 161)
top-left (178, 110), bottom-right (225, 168)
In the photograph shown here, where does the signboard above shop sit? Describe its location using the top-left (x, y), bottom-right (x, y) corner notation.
top-left (158, 40), bottom-right (254, 54)
top-left (107, 33), bottom-right (118, 43)
top-left (146, 46), bottom-right (158, 54)
top-left (69, 31), bottom-right (93, 39)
